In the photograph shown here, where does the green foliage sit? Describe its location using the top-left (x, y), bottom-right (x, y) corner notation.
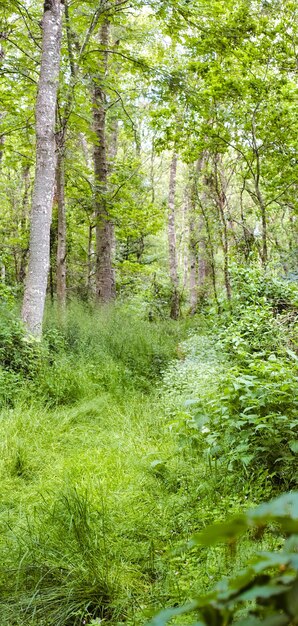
top-left (0, 306), bottom-right (39, 376)
top-left (0, 307), bottom-right (270, 626)
top-left (217, 303), bottom-right (284, 361)
top-left (201, 356), bottom-right (298, 488)
top-left (39, 302), bottom-right (180, 403)
top-left (0, 281), bottom-right (15, 306)
top-left (230, 266), bottom-right (298, 313)
top-left (149, 492), bottom-right (298, 626)
top-left (0, 305), bottom-right (41, 406)
top-left (183, 269), bottom-right (298, 489)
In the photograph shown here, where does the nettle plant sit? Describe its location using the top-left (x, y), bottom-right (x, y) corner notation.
top-left (149, 492), bottom-right (298, 626)
top-left (201, 356), bottom-right (298, 488)
top-left (216, 267), bottom-right (298, 364)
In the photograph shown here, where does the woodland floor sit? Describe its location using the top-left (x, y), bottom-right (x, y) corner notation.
top-left (0, 311), bottom-right (279, 625)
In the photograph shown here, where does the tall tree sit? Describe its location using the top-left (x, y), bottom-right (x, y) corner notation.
top-left (56, 148), bottom-right (67, 310)
top-left (22, 0), bottom-right (63, 337)
top-left (168, 152), bottom-right (179, 319)
top-left (93, 18), bottom-right (115, 303)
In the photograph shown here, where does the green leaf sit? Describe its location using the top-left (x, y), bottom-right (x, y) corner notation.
top-left (286, 577), bottom-right (298, 617)
top-left (190, 516), bottom-right (248, 547)
top-left (235, 616), bottom-right (288, 626)
top-left (147, 602), bottom-right (200, 626)
top-left (289, 441), bottom-right (298, 454)
top-left (238, 583), bottom-right (287, 602)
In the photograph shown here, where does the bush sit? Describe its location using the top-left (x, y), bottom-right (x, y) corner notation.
top-left (199, 354), bottom-right (298, 488)
top-left (0, 305), bottom-right (40, 376)
top-left (230, 265), bottom-right (298, 313)
top-left (0, 305), bottom-right (42, 406)
top-left (188, 268), bottom-right (298, 489)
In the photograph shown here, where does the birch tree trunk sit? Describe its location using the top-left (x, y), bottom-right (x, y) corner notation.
top-left (188, 157), bottom-right (208, 314)
top-left (22, 0), bottom-right (62, 337)
top-left (93, 19), bottom-right (115, 303)
top-left (168, 152), bottom-right (179, 320)
top-left (56, 150), bottom-right (67, 310)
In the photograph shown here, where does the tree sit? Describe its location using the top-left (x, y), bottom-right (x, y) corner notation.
top-left (167, 152), bottom-right (179, 319)
top-left (22, 0), bottom-right (63, 337)
top-left (93, 17), bottom-right (115, 303)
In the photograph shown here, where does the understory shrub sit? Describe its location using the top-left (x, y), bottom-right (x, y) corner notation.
top-left (184, 268), bottom-right (298, 491)
top-left (230, 265), bottom-right (298, 313)
top-left (217, 303), bottom-right (287, 362)
top-left (0, 305), bottom-right (42, 406)
top-left (0, 305), bottom-right (40, 376)
top-left (200, 355), bottom-right (298, 488)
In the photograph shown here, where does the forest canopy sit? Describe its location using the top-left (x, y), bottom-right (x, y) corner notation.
top-left (1, 0), bottom-right (298, 329)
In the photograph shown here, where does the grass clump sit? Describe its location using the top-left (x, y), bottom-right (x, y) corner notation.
top-left (0, 486), bottom-right (124, 626)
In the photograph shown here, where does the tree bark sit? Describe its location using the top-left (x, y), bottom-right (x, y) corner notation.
top-left (93, 19), bottom-right (115, 303)
top-left (251, 116), bottom-right (268, 266)
top-left (213, 154), bottom-right (232, 302)
top-left (18, 164), bottom-right (31, 284)
top-left (56, 150), bottom-right (67, 310)
top-left (22, 0), bottom-right (62, 337)
top-left (0, 43), bottom-right (5, 168)
top-left (188, 157), bottom-right (209, 314)
top-left (168, 152), bottom-right (179, 320)
top-left (181, 189), bottom-right (189, 291)
top-left (199, 171), bottom-right (220, 314)
top-left (188, 168), bottom-right (198, 314)
top-left (189, 211), bottom-right (198, 315)
top-left (108, 118), bottom-right (119, 289)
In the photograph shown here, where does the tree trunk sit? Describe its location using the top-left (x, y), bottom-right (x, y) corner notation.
top-left (109, 118), bottom-right (119, 288)
top-left (213, 155), bottom-right (232, 302)
top-left (56, 150), bottom-right (67, 310)
top-left (0, 43), bottom-right (5, 168)
top-left (252, 117), bottom-right (268, 266)
top-left (182, 191), bottom-right (189, 291)
top-left (93, 19), bottom-right (115, 303)
top-left (189, 211), bottom-right (198, 315)
top-left (22, 0), bottom-right (62, 337)
top-left (188, 169), bottom-right (198, 314)
top-left (199, 173), bottom-right (220, 314)
top-left (188, 157), bottom-right (209, 314)
top-left (19, 164), bottom-right (31, 284)
top-left (168, 152), bottom-right (179, 320)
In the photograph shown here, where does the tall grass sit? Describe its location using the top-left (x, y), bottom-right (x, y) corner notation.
top-left (0, 302), bottom-right (193, 625)
top-left (38, 301), bottom-right (183, 405)
top-left (0, 302), bottom-right (278, 625)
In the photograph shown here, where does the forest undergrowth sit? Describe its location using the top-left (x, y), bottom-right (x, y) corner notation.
top-left (1, 273), bottom-right (298, 625)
